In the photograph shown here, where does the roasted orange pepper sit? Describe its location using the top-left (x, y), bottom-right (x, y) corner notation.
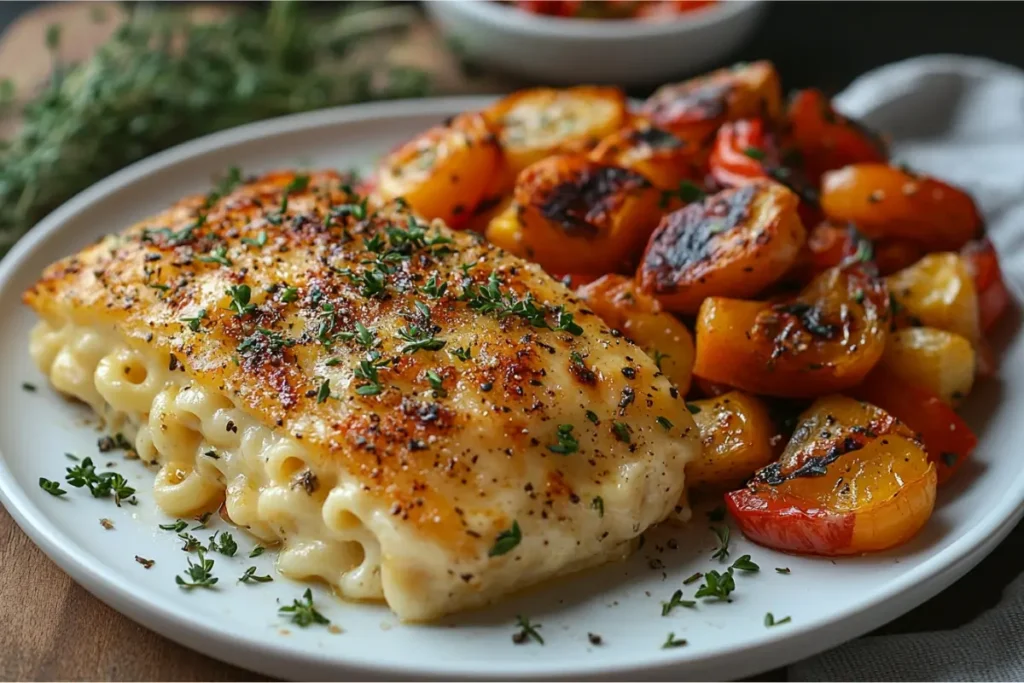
top-left (727, 395), bottom-right (936, 555)
top-left (961, 238), bottom-right (1012, 332)
top-left (693, 265), bottom-right (889, 397)
top-left (784, 89), bottom-right (887, 182)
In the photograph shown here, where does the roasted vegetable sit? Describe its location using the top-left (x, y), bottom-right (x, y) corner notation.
top-left (483, 86), bottom-right (629, 184)
top-left (962, 238), bottom-right (1012, 332)
top-left (637, 182), bottom-right (806, 313)
top-left (820, 163), bottom-right (983, 250)
top-left (879, 327), bottom-right (975, 405)
top-left (873, 238), bottom-right (925, 276)
top-left (886, 252), bottom-right (981, 344)
top-left (784, 89), bottom-right (887, 182)
top-left (694, 265), bottom-right (889, 397)
top-left (589, 121), bottom-right (708, 192)
top-left (727, 395), bottom-right (936, 555)
top-left (376, 112), bottom-right (500, 226)
top-left (686, 391), bottom-right (775, 490)
top-left (708, 118), bottom-right (778, 188)
top-left (853, 371), bottom-right (977, 485)
top-left (786, 220), bottom-right (863, 284)
top-left (486, 155), bottom-right (662, 274)
top-left (576, 274), bottom-right (695, 394)
top-left (640, 61), bottom-right (782, 139)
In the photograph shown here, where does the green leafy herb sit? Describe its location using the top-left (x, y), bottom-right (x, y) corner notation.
top-left (175, 549), bottom-right (218, 590)
top-left (464, 271), bottom-right (547, 329)
top-left (237, 327), bottom-right (295, 355)
top-left (612, 421), bottom-right (631, 443)
top-left (279, 588), bottom-right (330, 627)
top-left (488, 520), bottom-right (522, 557)
top-left (550, 305), bottom-right (583, 335)
top-left (512, 615), bottom-right (544, 645)
top-left (178, 532), bottom-right (203, 552)
top-left (226, 284), bottom-right (256, 317)
top-left (279, 286), bottom-right (299, 303)
top-left (694, 568), bottom-right (736, 601)
top-left (764, 613), bottom-right (791, 627)
top-left (396, 322), bottom-right (445, 353)
top-left (239, 566), bottom-right (273, 583)
top-left (661, 589), bottom-right (696, 616)
top-left (159, 519), bottom-right (188, 533)
top-left (180, 308), bottom-right (207, 332)
top-left (21, 382), bottom-right (37, 392)
top-left (662, 633), bottom-right (687, 649)
top-left (775, 567), bottom-right (791, 575)
top-left (426, 370), bottom-right (448, 398)
top-left (39, 478), bottom-right (67, 496)
top-left (250, 545), bottom-right (266, 558)
top-left (591, 496), bottom-right (604, 517)
top-left (656, 416), bottom-right (673, 430)
top-left (743, 146), bottom-right (766, 160)
top-left (65, 457), bottom-right (137, 505)
top-left (353, 351), bottom-right (388, 396)
top-left (208, 531), bottom-right (238, 557)
top-left (676, 180), bottom-right (706, 203)
top-left (731, 554), bottom-right (760, 572)
top-left (651, 349), bottom-right (668, 371)
top-left (242, 231), bottom-right (268, 248)
top-left (192, 511), bottom-right (213, 529)
top-left (711, 525), bottom-right (730, 561)
top-left (419, 274), bottom-right (448, 299)
top-left (204, 166), bottom-right (243, 208)
top-left (585, 410), bottom-right (599, 424)
top-left (450, 346), bottom-right (472, 362)
top-left (683, 572), bottom-right (703, 585)
top-left (197, 244), bottom-right (232, 267)
top-left (335, 322), bottom-right (377, 349)
top-left (547, 424), bottom-right (579, 455)
top-left (316, 378), bottom-right (332, 404)
top-left (686, 403), bottom-right (701, 414)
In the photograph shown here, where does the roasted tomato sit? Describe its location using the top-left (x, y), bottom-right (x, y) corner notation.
top-left (886, 252), bottom-right (981, 344)
top-left (878, 327), bottom-right (975, 405)
top-left (640, 61), bottom-right (783, 139)
top-left (589, 120), bottom-right (709, 192)
top-left (873, 238), bottom-right (924, 276)
top-left (576, 274), bottom-right (695, 394)
top-left (853, 370), bottom-right (978, 484)
top-left (637, 182), bottom-right (806, 314)
top-left (786, 220), bottom-right (864, 283)
top-left (487, 156), bottom-right (663, 274)
top-left (483, 86), bottom-right (629, 182)
top-left (784, 89), bottom-right (887, 182)
top-left (686, 391), bottom-right (775, 490)
top-left (694, 265), bottom-right (889, 397)
top-left (376, 112), bottom-right (500, 227)
top-left (962, 238), bottom-right (1012, 332)
top-left (727, 395), bottom-right (936, 555)
top-left (820, 163), bottom-right (983, 250)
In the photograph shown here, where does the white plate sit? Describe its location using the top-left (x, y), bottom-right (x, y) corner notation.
top-left (1, 97), bottom-right (1022, 682)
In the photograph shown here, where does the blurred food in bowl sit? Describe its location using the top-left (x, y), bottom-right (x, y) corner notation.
top-left (426, 0), bottom-right (766, 86)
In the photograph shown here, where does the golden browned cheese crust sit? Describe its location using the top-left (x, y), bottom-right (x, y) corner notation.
top-left (24, 170), bottom-right (698, 619)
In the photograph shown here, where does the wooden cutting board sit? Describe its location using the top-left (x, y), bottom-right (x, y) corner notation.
top-left (0, 3), bottom-right (507, 680)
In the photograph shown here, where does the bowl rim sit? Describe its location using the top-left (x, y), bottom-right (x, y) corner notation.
top-left (430, 0), bottom-right (765, 40)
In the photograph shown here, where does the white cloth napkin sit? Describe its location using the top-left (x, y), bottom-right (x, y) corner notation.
top-left (790, 55), bottom-right (1024, 682)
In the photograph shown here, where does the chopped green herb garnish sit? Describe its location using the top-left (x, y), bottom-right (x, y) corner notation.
top-left (279, 588), bottom-right (330, 627)
top-left (775, 567), bottom-right (791, 575)
top-left (743, 146), bottom-right (766, 160)
top-left (335, 321), bottom-right (377, 349)
top-left (175, 549), bottom-right (218, 589)
top-left (711, 525), bottom-right (730, 562)
top-left (488, 520), bottom-right (522, 557)
top-left (547, 424), bottom-right (579, 455)
top-left (178, 532), bottom-right (203, 552)
top-left (764, 613), bottom-right (791, 627)
top-left (180, 308), bottom-right (207, 332)
top-left (208, 531), bottom-right (238, 557)
top-left (683, 572), bottom-right (703, 585)
top-left (419, 273), bottom-right (448, 299)
top-left (731, 554), bottom-right (759, 572)
top-left (661, 589), bottom-right (696, 616)
top-left (426, 370), bottom-right (448, 398)
top-left (551, 305), bottom-right (583, 335)
top-left (39, 478), bottom-right (67, 496)
top-left (651, 349), bottom-right (668, 371)
top-left (241, 230), bottom-right (268, 248)
top-left (197, 244), bottom-right (232, 267)
top-left (656, 416), bottom-right (673, 430)
top-left (396, 323), bottom-right (446, 353)
top-left (450, 346), bottom-right (472, 361)
top-left (226, 284), bottom-right (256, 317)
top-left (65, 457), bottom-right (136, 506)
top-left (464, 271), bottom-right (547, 329)
top-left (22, 382), bottom-right (37, 392)
top-left (353, 351), bottom-right (388, 396)
top-left (591, 496), bottom-right (604, 517)
top-left (586, 410), bottom-right (599, 424)
top-left (686, 403), bottom-right (701, 414)
top-left (250, 545), bottom-right (266, 558)
top-left (512, 615), bottom-right (544, 645)
top-left (662, 633), bottom-right (687, 648)
top-left (192, 511), bottom-right (213, 529)
top-left (239, 566), bottom-right (273, 583)
top-left (612, 421), bottom-right (631, 443)
top-left (316, 378), bottom-right (332, 404)
top-left (694, 568), bottom-right (735, 600)
top-left (159, 519), bottom-right (187, 533)
top-left (279, 286), bottom-right (299, 303)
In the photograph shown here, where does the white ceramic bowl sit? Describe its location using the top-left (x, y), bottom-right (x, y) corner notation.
top-left (425, 0), bottom-right (767, 87)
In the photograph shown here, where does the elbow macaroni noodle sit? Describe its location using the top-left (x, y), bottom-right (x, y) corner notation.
top-left (30, 319), bottom-right (384, 600)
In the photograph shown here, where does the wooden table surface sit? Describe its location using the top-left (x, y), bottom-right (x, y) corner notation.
top-left (1, 3), bottom-right (1022, 682)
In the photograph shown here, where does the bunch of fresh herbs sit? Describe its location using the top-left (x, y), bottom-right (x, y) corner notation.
top-left (0, 1), bottom-right (428, 254)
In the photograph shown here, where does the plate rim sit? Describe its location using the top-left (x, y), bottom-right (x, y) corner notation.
top-left (1, 95), bottom-right (1023, 681)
